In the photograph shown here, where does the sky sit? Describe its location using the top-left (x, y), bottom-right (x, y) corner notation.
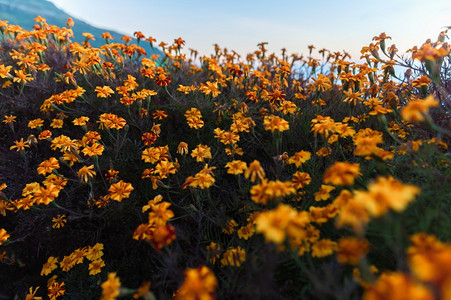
top-left (47, 0), bottom-right (451, 61)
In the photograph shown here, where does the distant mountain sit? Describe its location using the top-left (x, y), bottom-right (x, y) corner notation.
top-left (0, 0), bottom-right (163, 56)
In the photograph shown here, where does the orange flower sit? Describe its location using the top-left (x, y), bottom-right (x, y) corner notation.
top-left (336, 237), bottom-right (370, 265)
top-left (174, 266), bottom-right (217, 300)
top-left (363, 272), bottom-right (433, 300)
top-left (108, 180), bottom-right (134, 202)
top-left (95, 86), bottom-right (115, 98)
top-left (323, 161), bottom-right (361, 185)
top-left (0, 228), bottom-right (10, 245)
top-left (401, 95), bottom-right (439, 122)
top-left (37, 157), bottom-right (60, 176)
top-left (244, 160), bottom-right (265, 182)
top-left (263, 115), bottom-right (289, 132)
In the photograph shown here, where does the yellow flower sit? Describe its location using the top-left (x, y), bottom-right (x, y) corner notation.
top-left (37, 157), bottom-right (60, 176)
top-left (221, 246), bottom-right (246, 267)
top-left (354, 176), bottom-right (420, 217)
top-left (73, 116), bottom-right (89, 126)
top-left (199, 81), bottom-right (221, 98)
top-left (28, 118), bottom-right (44, 129)
top-left (41, 256), bottom-right (58, 276)
top-left (311, 239), bottom-right (338, 258)
top-left (336, 237), bottom-right (370, 265)
top-left (401, 95), bottom-right (439, 122)
top-left (323, 161), bottom-right (361, 185)
top-left (177, 142), bottom-right (188, 155)
top-left (263, 115), bottom-right (290, 132)
top-left (10, 138), bottom-right (30, 151)
top-left (314, 184), bottom-right (335, 201)
top-left (363, 272), bottom-right (433, 300)
top-left (33, 183), bottom-right (61, 205)
top-left (88, 258), bottom-right (105, 275)
top-left (191, 144), bottom-right (212, 162)
top-left (108, 180), bottom-right (134, 202)
top-left (86, 243), bottom-right (104, 261)
top-left (0, 228), bottom-right (10, 245)
top-left (52, 214), bottom-right (67, 228)
top-left (244, 160), bottom-right (265, 182)
top-left (50, 118), bottom-right (63, 129)
top-left (101, 272), bottom-right (121, 300)
top-left (174, 266), bottom-right (217, 300)
top-left (47, 281), bottom-right (65, 300)
top-left (13, 69), bottom-right (33, 84)
top-left (77, 165), bottom-right (96, 183)
top-left (2, 115), bottom-right (16, 124)
top-left (224, 160), bottom-right (247, 175)
top-left (288, 150), bottom-right (312, 167)
top-left (255, 204), bottom-right (297, 244)
top-left (95, 86), bottom-right (115, 98)
top-left (291, 171), bottom-right (311, 189)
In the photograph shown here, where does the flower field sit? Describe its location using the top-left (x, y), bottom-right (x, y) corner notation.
top-left (0, 16), bottom-right (450, 299)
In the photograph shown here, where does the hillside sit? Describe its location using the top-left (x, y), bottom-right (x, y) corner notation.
top-left (0, 0), bottom-right (162, 56)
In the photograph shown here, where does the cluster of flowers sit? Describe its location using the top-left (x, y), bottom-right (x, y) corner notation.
top-left (0, 15), bottom-right (450, 300)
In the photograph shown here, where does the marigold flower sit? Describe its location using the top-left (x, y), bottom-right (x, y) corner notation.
top-left (323, 161), bottom-right (361, 186)
top-left (0, 228), bottom-right (10, 245)
top-left (255, 204), bottom-right (297, 244)
top-left (288, 150), bottom-right (311, 167)
top-left (263, 115), bottom-right (290, 132)
top-left (199, 81), bottom-right (221, 97)
top-left (363, 272), bottom-right (434, 300)
top-left (28, 118), bottom-right (44, 129)
top-left (354, 176), bottom-right (420, 217)
top-left (95, 86), bottom-right (115, 98)
top-left (244, 160), bottom-right (265, 182)
top-left (10, 138), bottom-right (30, 151)
top-left (225, 160), bottom-right (247, 175)
top-left (177, 142), bottom-right (188, 155)
top-left (108, 180), bottom-right (134, 202)
top-left (191, 144), bottom-right (212, 162)
top-left (37, 157), bottom-right (60, 176)
top-left (291, 171), bottom-right (312, 189)
top-left (89, 258), bottom-right (105, 275)
top-left (221, 246), bottom-right (246, 267)
top-left (33, 184), bottom-right (61, 205)
top-left (101, 272), bottom-right (121, 300)
top-left (311, 239), bottom-right (338, 258)
top-left (52, 214), bottom-right (67, 228)
top-left (155, 74), bottom-right (171, 86)
top-left (401, 95), bottom-right (439, 122)
top-left (314, 184), bottom-right (335, 201)
top-left (174, 266), bottom-right (217, 300)
top-left (47, 281), bottom-right (65, 300)
top-left (77, 165), bottom-right (96, 183)
top-left (336, 237), bottom-right (370, 265)
top-left (41, 256), bottom-right (58, 276)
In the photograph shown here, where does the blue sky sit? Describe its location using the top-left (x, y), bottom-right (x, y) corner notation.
top-left (48, 0), bottom-right (451, 60)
